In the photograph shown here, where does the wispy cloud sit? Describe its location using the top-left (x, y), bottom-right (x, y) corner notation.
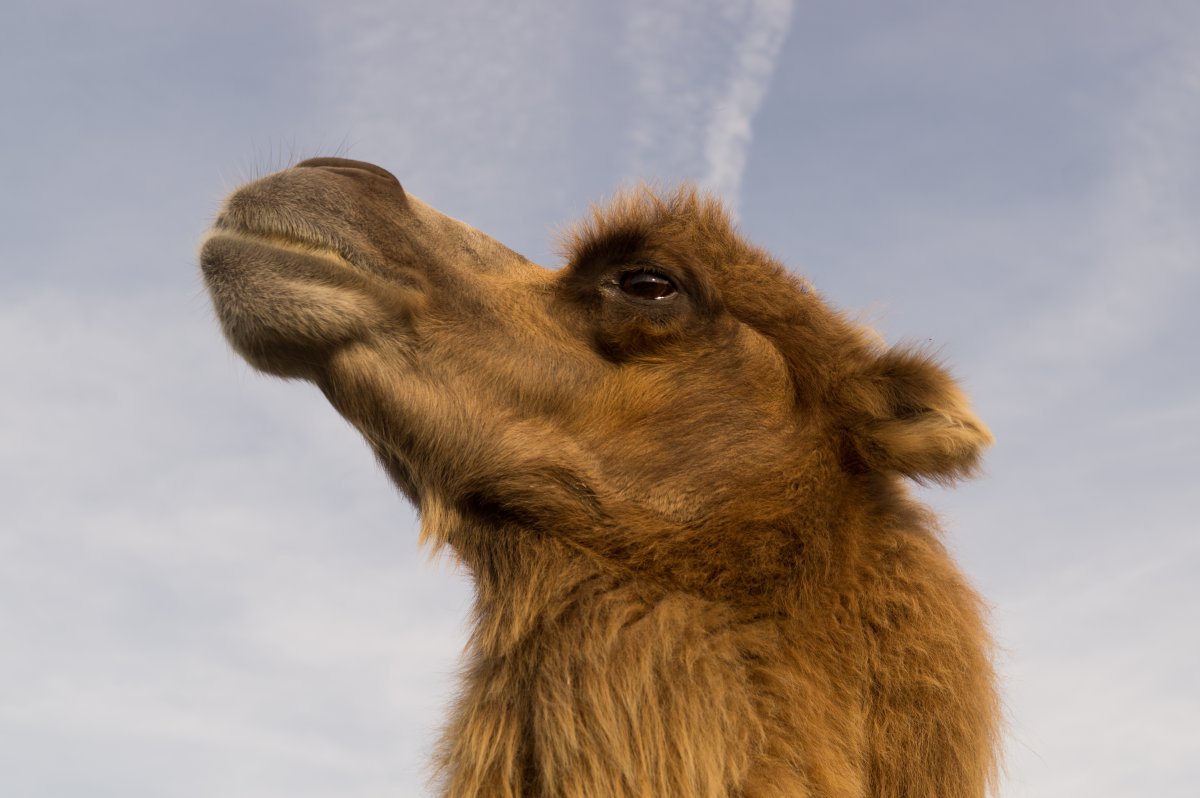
top-left (701, 0), bottom-right (794, 215)
top-left (312, 0), bottom-right (581, 238)
top-left (622, 0), bottom-right (795, 215)
top-left (980, 17), bottom-right (1200, 414)
top-left (962, 16), bottom-right (1200, 796)
top-left (312, 1), bottom-right (793, 232)
top-left (0, 290), bottom-right (471, 796)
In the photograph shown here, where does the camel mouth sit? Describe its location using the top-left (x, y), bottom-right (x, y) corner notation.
top-left (209, 199), bottom-right (359, 263)
top-left (202, 218), bottom-right (420, 291)
top-left (197, 231), bottom-right (361, 301)
top-left (205, 226), bottom-right (357, 270)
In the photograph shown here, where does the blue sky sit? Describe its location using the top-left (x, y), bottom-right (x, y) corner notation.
top-left (2, 1), bottom-right (1197, 795)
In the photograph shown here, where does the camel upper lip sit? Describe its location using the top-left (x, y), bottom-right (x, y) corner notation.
top-left (206, 206), bottom-right (366, 271)
top-left (211, 209), bottom-right (331, 251)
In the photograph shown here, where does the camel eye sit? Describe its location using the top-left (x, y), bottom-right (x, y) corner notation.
top-left (619, 270), bottom-right (677, 300)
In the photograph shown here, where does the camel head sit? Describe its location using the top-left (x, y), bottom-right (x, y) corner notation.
top-left (200, 157), bottom-right (991, 594)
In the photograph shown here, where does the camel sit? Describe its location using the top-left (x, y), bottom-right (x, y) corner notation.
top-left (200, 157), bottom-right (1000, 797)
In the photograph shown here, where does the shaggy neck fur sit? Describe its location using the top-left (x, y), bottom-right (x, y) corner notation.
top-left (430, 470), bottom-right (996, 798)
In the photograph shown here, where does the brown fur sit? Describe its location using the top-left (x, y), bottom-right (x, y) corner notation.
top-left (200, 158), bottom-right (1000, 797)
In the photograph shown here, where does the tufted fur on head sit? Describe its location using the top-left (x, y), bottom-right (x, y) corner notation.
top-left (201, 159), bottom-right (1000, 798)
top-left (563, 187), bottom-right (992, 484)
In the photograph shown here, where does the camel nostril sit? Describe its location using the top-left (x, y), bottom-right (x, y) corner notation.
top-left (294, 157), bottom-right (401, 186)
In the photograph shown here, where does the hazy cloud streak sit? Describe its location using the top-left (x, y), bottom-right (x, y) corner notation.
top-left (622, 0), bottom-right (794, 214)
top-left (702, 0), bottom-right (795, 216)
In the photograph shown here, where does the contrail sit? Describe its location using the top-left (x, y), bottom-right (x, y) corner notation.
top-left (622, 0), bottom-right (795, 219)
top-left (702, 0), bottom-right (795, 218)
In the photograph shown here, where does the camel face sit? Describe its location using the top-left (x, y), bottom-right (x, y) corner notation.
top-left (201, 158), bottom-right (998, 797)
top-left (202, 159), bottom-right (808, 567)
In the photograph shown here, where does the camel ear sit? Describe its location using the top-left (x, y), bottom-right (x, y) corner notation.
top-left (844, 348), bottom-right (992, 484)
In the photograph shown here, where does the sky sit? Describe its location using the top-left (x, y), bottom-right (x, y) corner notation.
top-left (1, 1), bottom-right (1197, 795)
